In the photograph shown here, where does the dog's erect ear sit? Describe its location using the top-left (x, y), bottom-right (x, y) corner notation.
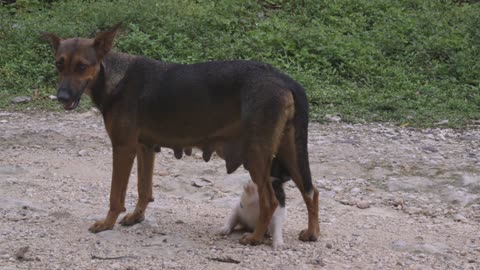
top-left (93, 23), bottom-right (122, 59)
top-left (41, 32), bottom-right (61, 53)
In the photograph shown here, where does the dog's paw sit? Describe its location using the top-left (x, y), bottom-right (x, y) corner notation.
top-left (119, 212), bottom-right (145, 226)
top-left (217, 226), bottom-right (232, 236)
top-left (239, 232), bottom-right (262, 246)
top-left (89, 220), bottom-right (114, 233)
top-left (299, 228), bottom-right (319, 242)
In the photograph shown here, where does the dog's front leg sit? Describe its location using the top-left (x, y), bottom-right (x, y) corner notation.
top-left (119, 144), bottom-right (155, 226)
top-left (89, 145), bottom-right (136, 233)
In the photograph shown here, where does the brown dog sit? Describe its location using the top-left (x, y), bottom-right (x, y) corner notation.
top-left (43, 24), bottom-right (319, 245)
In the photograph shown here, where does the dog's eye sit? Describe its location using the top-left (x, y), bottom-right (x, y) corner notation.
top-left (77, 63), bottom-right (88, 72)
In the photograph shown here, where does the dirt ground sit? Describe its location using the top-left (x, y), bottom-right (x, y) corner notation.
top-left (0, 109), bottom-right (479, 270)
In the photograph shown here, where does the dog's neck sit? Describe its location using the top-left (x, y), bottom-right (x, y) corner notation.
top-left (88, 52), bottom-right (135, 113)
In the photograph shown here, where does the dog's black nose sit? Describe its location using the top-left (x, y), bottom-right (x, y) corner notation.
top-left (57, 89), bottom-right (72, 103)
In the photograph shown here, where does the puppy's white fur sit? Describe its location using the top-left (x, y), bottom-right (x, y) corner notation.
top-left (219, 180), bottom-right (286, 249)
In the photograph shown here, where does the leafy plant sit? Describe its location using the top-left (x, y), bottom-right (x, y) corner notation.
top-left (0, 0), bottom-right (479, 127)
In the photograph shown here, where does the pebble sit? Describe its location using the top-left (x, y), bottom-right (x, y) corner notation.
top-left (325, 243), bottom-right (333, 249)
top-left (78, 149), bottom-right (89, 156)
top-left (453, 214), bottom-right (467, 223)
top-left (11, 96), bottom-right (31, 104)
top-left (393, 197), bottom-right (405, 209)
top-left (157, 170), bottom-right (169, 176)
top-left (339, 199), bottom-right (353, 206)
top-left (356, 200), bottom-right (370, 209)
top-left (48, 95), bottom-right (57, 100)
top-left (15, 246), bottom-right (29, 260)
top-left (312, 258), bottom-right (325, 266)
top-left (0, 120), bottom-right (8, 123)
top-left (434, 120), bottom-right (449, 126)
top-left (325, 114), bottom-right (341, 123)
top-left (350, 187), bottom-right (361, 195)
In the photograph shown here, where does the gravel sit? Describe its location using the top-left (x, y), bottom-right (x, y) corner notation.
top-left (0, 111), bottom-right (479, 269)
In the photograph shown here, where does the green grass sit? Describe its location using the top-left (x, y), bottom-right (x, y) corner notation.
top-left (1, 0), bottom-right (479, 127)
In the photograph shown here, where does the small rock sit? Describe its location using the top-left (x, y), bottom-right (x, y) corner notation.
top-left (191, 178), bottom-right (213, 188)
top-left (325, 114), bottom-right (341, 123)
top-left (393, 197), bottom-right (405, 209)
top-left (15, 246), bottom-right (29, 260)
top-left (157, 170), bottom-right (169, 176)
top-left (453, 214), bottom-right (467, 223)
top-left (78, 149), bottom-right (89, 156)
top-left (325, 243), bottom-right (333, 249)
top-left (0, 120), bottom-right (7, 123)
top-left (311, 258), bottom-right (325, 266)
top-left (48, 95), bottom-right (57, 100)
top-left (338, 199), bottom-right (353, 206)
top-left (257, 12), bottom-right (265, 20)
top-left (11, 96), bottom-right (31, 104)
top-left (175, 220), bottom-right (185, 224)
top-left (356, 200), bottom-right (370, 209)
top-left (191, 180), bottom-right (205, 188)
top-left (350, 187), bottom-right (361, 195)
top-left (422, 146), bottom-right (438, 153)
top-left (434, 120), bottom-right (449, 126)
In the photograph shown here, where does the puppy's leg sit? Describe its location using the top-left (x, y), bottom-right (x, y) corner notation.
top-left (270, 207), bottom-right (286, 250)
top-left (218, 206), bottom-right (240, 235)
top-left (120, 144), bottom-right (155, 226)
top-left (89, 145), bottom-right (136, 233)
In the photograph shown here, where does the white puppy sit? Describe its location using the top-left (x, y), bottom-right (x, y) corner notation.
top-left (219, 177), bottom-right (288, 250)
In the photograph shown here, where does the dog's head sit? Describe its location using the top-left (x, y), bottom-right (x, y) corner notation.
top-left (42, 24), bottom-right (121, 110)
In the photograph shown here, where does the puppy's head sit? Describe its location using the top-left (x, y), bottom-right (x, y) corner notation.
top-left (42, 24), bottom-right (121, 110)
top-left (240, 181), bottom-right (258, 206)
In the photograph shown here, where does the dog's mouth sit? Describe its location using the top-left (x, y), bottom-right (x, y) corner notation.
top-left (63, 98), bottom-right (80, 110)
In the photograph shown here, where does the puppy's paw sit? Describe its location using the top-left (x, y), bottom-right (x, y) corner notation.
top-left (217, 226), bottom-right (232, 236)
top-left (89, 220), bottom-right (114, 233)
top-left (239, 232), bottom-right (262, 246)
top-left (272, 239), bottom-right (285, 250)
top-left (119, 212), bottom-right (145, 226)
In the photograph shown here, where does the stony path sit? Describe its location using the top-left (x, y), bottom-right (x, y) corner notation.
top-left (0, 110), bottom-right (479, 269)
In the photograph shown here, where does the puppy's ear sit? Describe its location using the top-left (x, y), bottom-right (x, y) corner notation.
top-left (243, 181), bottom-right (257, 195)
top-left (93, 23), bottom-right (122, 59)
top-left (41, 32), bottom-right (61, 53)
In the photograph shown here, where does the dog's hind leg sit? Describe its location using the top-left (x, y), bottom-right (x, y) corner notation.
top-left (276, 126), bottom-right (320, 241)
top-left (120, 144), bottom-right (155, 226)
top-left (239, 90), bottom-right (293, 245)
top-left (240, 145), bottom-right (277, 245)
top-left (89, 145), bottom-right (136, 233)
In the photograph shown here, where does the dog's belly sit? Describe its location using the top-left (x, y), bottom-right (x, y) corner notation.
top-left (138, 118), bottom-right (242, 147)
top-left (138, 119), bottom-right (245, 174)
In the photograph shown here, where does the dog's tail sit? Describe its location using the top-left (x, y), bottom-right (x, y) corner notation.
top-left (275, 71), bottom-right (314, 194)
